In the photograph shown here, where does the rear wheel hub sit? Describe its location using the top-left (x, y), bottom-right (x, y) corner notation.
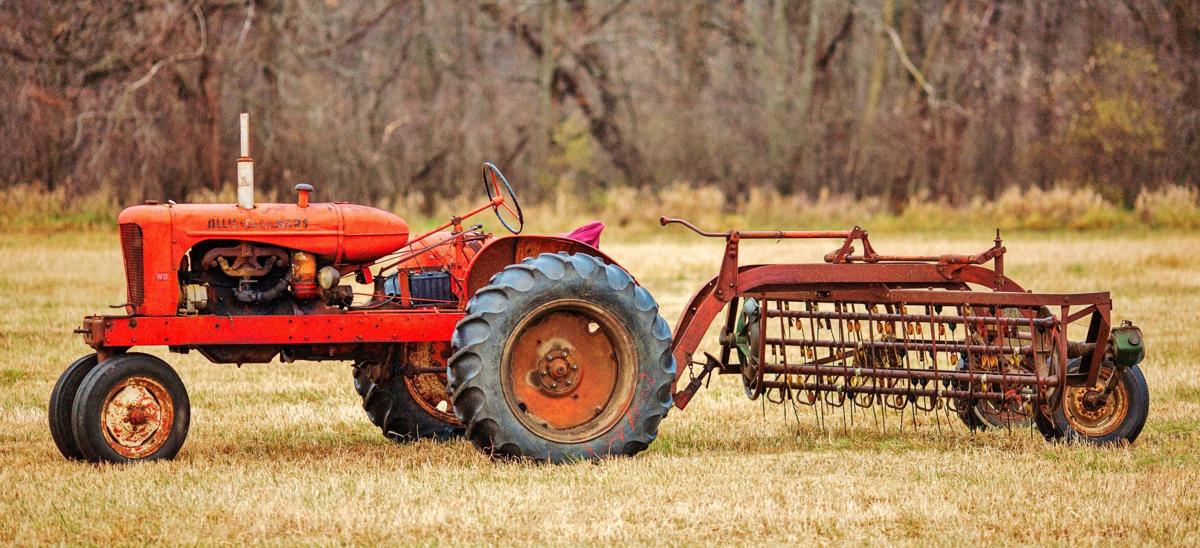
top-left (535, 350), bottom-right (581, 395)
top-left (502, 301), bottom-right (636, 443)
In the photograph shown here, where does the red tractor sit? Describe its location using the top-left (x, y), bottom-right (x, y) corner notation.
top-left (52, 115), bottom-right (673, 463)
top-left (52, 115), bottom-right (1150, 464)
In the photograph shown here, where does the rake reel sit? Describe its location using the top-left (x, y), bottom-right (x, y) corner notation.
top-left (663, 217), bottom-right (1148, 444)
top-left (734, 297), bottom-right (1049, 432)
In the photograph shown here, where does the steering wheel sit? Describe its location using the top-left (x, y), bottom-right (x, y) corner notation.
top-left (483, 162), bottom-right (523, 234)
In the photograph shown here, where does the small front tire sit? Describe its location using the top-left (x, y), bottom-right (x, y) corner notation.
top-left (48, 353), bottom-right (100, 460)
top-left (71, 353), bottom-right (190, 463)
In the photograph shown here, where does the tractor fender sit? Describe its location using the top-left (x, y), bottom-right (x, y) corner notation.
top-left (463, 235), bottom-right (627, 297)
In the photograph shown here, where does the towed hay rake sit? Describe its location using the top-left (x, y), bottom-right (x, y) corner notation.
top-left (663, 217), bottom-right (1148, 443)
top-left (49, 114), bottom-right (1148, 464)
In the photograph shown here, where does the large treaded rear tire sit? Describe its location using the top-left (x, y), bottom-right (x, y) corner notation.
top-left (353, 366), bottom-right (463, 441)
top-left (448, 252), bottom-right (675, 462)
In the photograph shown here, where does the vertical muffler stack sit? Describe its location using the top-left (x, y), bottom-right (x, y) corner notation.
top-left (237, 112), bottom-right (254, 209)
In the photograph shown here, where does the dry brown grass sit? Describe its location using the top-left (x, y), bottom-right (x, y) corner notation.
top-left (5, 182), bottom-right (1200, 235)
top-left (1, 227), bottom-right (1199, 544)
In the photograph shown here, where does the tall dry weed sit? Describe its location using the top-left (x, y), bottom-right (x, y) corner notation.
top-left (4, 180), bottom-right (1198, 234)
top-left (1136, 185), bottom-right (1200, 229)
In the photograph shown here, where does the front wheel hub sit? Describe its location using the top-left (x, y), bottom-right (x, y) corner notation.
top-left (101, 376), bottom-right (175, 459)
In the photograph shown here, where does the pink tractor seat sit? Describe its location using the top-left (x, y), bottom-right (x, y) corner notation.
top-left (560, 221), bottom-right (604, 248)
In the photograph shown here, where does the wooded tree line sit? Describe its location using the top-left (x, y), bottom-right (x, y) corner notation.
top-left (2, 0), bottom-right (1198, 211)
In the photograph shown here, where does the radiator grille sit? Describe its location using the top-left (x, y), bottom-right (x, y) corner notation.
top-left (119, 223), bottom-right (144, 305)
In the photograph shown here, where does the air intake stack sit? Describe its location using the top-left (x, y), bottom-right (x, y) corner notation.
top-left (237, 112), bottom-right (254, 209)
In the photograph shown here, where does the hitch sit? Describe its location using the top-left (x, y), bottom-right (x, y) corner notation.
top-left (674, 352), bottom-right (722, 410)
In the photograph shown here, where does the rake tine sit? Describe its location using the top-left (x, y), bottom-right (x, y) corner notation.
top-left (928, 304), bottom-right (944, 436)
top-left (1000, 306), bottom-right (1014, 436)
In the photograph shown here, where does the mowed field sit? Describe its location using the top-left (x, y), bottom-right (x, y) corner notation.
top-left (1, 228), bottom-right (1198, 544)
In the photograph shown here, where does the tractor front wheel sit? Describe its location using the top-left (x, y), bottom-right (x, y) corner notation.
top-left (448, 253), bottom-right (675, 462)
top-left (70, 353), bottom-right (190, 463)
top-left (48, 353), bottom-right (100, 460)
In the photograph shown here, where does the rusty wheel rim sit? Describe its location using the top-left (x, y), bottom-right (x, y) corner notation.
top-left (501, 300), bottom-right (636, 443)
top-left (975, 393), bottom-right (1032, 427)
top-left (1063, 365), bottom-right (1130, 437)
top-left (403, 373), bottom-right (461, 425)
top-left (101, 376), bottom-right (174, 459)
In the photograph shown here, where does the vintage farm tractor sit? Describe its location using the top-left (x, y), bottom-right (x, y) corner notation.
top-left (50, 115), bottom-right (1149, 464)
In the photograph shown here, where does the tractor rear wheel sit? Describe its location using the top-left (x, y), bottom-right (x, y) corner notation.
top-left (353, 365), bottom-right (462, 441)
top-left (70, 353), bottom-right (190, 463)
top-left (448, 252), bottom-right (675, 462)
top-left (48, 353), bottom-right (100, 460)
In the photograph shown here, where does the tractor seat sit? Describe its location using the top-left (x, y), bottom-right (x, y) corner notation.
top-left (560, 221), bottom-right (604, 248)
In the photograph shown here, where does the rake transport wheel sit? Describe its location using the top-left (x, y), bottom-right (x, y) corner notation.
top-left (959, 398), bottom-right (1033, 431)
top-left (737, 299), bottom-right (764, 399)
top-left (70, 353), bottom-right (190, 463)
top-left (448, 252), bottom-right (675, 462)
top-left (353, 365), bottom-right (463, 441)
top-left (1044, 364), bottom-right (1149, 445)
top-left (957, 378), bottom-right (1034, 431)
top-left (48, 353), bottom-right (100, 460)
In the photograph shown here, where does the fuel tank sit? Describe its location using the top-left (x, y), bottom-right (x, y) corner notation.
top-left (120, 201), bottom-right (409, 264)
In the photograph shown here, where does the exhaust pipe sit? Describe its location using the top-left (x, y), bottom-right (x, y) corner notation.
top-left (237, 112), bottom-right (254, 209)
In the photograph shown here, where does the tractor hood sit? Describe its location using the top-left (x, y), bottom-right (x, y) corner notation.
top-left (118, 201), bottom-right (410, 264)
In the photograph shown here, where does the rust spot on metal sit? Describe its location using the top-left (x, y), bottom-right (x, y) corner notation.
top-left (100, 376), bottom-right (174, 459)
top-left (400, 342), bottom-right (461, 425)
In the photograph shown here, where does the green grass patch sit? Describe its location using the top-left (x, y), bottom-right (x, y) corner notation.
top-left (0, 369), bottom-right (28, 386)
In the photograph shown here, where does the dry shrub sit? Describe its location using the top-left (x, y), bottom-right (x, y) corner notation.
top-left (187, 185), bottom-right (251, 205)
top-left (887, 192), bottom-right (972, 233)
top-left (741, 187), bottom-right (888, 230)
top-left (591, 185), bottom-right (647, 229)
top-left (983, 185), bottom-right (1127, 231)
top-left (1136, 185), bottom-right (1200, 229)
top-left (657, 183), bottom-right (725, 229)
top-left (0, 183), bottom-right (117, 230)
top-left (6, 179), bottom-right (1200, 234)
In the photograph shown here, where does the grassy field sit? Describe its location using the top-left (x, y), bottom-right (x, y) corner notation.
top-left (1, 228), bottom-right (1198, 544)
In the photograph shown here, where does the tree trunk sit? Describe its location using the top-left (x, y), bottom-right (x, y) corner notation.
top-left (848, 0), bottom-right (894, 195)
top-left (795, 0), bottom-right (823, 194)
